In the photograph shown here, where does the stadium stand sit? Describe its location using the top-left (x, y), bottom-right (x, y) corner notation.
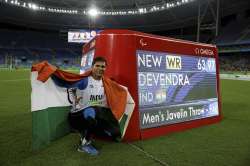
top-left (0, 4), bottom-right (249, 72)
top-left (0, 28), bottom-right (82, 68)
top-left (213, 11), bottom-right (250, 73)
top-left (215, 18), bottom-right (250, 45)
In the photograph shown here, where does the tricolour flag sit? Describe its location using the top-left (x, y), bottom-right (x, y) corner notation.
top-left (31, 61), bottom-right (135, 150)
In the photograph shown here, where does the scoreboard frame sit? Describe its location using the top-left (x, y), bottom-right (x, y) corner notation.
top-left (82, 29), bottom-right (222, 141)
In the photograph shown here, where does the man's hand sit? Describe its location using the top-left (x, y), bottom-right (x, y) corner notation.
top-left (76, 97), bottom-right (82, 104)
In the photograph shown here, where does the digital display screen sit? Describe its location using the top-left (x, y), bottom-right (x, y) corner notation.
top-left (68, 30), bottom-right (99, 43)
top-left (80, 49), bottom-right (94, 74)
top-left (137, 50), bottom-right (219, 129)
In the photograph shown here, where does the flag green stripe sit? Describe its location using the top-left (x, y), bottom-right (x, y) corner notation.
top-left (119, 114), bottom-right (128, 136)
top-left (32, 106), bottom-right (71, 150)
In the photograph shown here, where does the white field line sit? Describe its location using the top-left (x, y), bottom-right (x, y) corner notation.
top-left (220, 74), bottom-right (250, 81)
top-left (128, 143), bottom-right (169, 166)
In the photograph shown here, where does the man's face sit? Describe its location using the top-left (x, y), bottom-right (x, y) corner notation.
top-left (92, 61), bottom-right (106, 79)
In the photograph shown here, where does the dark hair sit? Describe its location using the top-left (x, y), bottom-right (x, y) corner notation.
top-left (92, 56), bottom-right (107, 66)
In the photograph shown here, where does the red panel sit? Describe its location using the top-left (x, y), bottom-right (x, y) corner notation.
top-left (135, 35), bottom-right (217, 58)
top-left (215, 47), bottom-right (223, 119)
top-left (141, 116), bottom-right (222, 139)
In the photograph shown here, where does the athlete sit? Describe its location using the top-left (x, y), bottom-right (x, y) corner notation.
top-left (68, 57), bottom-right (121, 155)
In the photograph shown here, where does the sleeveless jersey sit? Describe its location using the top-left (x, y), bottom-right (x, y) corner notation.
top-left (76, 76), bottom-right (108, 111)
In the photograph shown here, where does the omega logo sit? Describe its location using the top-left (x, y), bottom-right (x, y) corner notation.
top-left (195, 48), bottom-right (214, 56)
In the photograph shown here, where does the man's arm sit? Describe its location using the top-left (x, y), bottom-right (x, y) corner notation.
top-left (73, 77), bottom-right (88, 90)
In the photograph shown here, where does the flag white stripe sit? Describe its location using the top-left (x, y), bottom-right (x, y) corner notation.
top-left (119, 86), bottom-right (135, 137)
top-left (31, 71), bottom-right (70, 112)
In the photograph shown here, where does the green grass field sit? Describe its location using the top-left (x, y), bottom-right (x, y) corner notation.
top-left (0, 70), bottom-right (250, 166)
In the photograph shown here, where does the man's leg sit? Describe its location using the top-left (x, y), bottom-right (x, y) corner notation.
top-left (78, 107), bottom-right (99, 155)
top-left (82, 107), bottom-right (97, 141)
top-left (68, 111), bottom-right (86, 133)
top-left (95, 107), bottom-right (121, 141)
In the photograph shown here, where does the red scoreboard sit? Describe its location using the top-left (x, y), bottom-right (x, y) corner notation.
top-left (81, 29), bottom-right (222, 141)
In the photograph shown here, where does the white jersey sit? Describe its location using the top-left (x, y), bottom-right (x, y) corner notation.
top-left (75, 76), bottom-right (108, 111)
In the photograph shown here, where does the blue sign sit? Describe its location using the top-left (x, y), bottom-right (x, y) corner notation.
top-left (68, 30), bottom-right (101, 43)
top-left (136, 50), bottom-right (219, 129)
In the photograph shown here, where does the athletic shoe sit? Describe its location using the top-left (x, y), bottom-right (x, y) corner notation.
top-left (77, 143), bottom-right (99, 155)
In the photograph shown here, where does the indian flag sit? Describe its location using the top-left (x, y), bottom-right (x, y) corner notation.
top-left (31, 61), bottom-right (135, 150)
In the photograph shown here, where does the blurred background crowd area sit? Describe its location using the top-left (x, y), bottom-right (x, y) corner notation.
top-left (0, 1), bottom-right (250, 73)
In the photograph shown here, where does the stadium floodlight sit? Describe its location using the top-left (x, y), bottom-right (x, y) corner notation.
top-left (28, 3), bottom-right (38, 10)
top-left (31, 5), bottom-right (38, 10)
top-left (87, 8), bottom-right (99, 17)
top-left (1, 0), bottom-right (196, 16)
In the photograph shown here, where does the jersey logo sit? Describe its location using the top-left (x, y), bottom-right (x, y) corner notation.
top-left (90, 95), bottom-right (103, 101)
